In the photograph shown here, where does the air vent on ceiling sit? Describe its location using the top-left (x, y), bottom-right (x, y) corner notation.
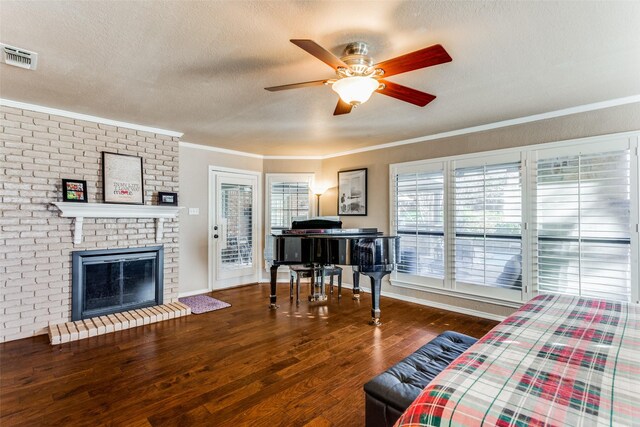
top-left (1, 43), bottom-right (38, 70)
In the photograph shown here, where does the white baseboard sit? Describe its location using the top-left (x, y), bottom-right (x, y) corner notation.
top-left (178, 288), bottom-right (210, 298)
top-left (257, 278), bottom-right (510, 322)
top-left (337, 282), bottom-right (508, 322)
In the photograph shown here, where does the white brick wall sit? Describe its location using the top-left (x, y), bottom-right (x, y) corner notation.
top-left (0, 105), bottom-right (180, 342)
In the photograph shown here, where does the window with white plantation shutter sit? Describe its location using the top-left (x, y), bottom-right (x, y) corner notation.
top-left (536, 148), bottom-right (632, 302)
top-left (264, 174), bottom-right (314, 266)
top-left (454, 161), bottom-right (522, 289)
top-left (269, 181), bottom-right (311, 232)
top-left (389, 132), bottom-right (638, 305)
top-left (395, 170), bottom-right (445, 280)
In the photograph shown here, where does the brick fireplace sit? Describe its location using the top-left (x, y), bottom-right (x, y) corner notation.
top-left (0, 103), bottom-right (180, 342)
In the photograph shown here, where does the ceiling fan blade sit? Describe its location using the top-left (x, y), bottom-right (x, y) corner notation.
top-left (290, 39), bottom-right (348, 70)
top-left (333, 99), bottom-right (353, 115)
top-left (265, 80), bottom-right (328, 91)
top-left (377, 80), bottom-right (436, 107)
top-left (374, 44), bottom-right (452, 78)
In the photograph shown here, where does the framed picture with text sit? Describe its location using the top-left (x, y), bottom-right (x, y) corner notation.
top-left (102, 152), bottom-right (144, 204)
top-left (337, 168), bottom-right (367, 216)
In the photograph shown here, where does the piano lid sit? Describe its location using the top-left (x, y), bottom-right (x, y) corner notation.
top-left (278, 228), bottom-right (380, 236)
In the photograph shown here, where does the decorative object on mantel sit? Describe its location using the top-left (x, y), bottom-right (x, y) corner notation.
top-left (158, 191), bottom-right (178, 206)
top-left (338, 168), bottom-right (367, 216)
top-left (48, 302), bottom-right (191, 345)
top-left (102, 151), bottom-right (144, 204)
top-left (178, 295), bottom-right (231, 314)
top-left (61, 179), bottom-right (88, 203)
top-left (51, 202), bottom-right (182, 245)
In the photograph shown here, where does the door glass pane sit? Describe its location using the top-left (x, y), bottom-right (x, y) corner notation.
top-left (221, 183), bottom-right (254, 269)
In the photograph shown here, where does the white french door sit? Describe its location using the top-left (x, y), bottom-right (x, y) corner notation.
top-left (209, 170), bottom-right (259, 289)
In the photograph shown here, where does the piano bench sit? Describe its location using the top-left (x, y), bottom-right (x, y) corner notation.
top-left (289, 265), bottom-right (343, 303)
top-left (363, 331), bottom-right (477, 427)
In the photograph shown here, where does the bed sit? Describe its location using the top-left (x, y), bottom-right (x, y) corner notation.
top-left (395, 294), bottom-right (639, 426)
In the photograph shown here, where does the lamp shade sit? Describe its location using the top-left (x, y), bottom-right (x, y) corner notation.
top-left (331, 76), bottom-right (379, 105)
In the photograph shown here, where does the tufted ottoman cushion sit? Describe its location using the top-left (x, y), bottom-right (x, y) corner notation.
top-left (363, 331), bottom-right (477, 427)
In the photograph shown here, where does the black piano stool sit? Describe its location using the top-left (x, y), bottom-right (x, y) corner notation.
top-left (289, 265), bottom-right (342, 304)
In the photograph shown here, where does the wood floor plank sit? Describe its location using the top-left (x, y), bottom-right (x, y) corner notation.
top-left (0, 283), bottom-right (499, 426)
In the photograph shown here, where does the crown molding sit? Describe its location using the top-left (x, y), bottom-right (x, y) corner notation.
top-left (180, 95), bottom-right (640, 160)
top-left (179, 141), bottom-right (324, 160)
top-left (263, 154), bottom-right (324, 160)
top-left (321, 95), bottom-right (640, 159)
top-left (179, 141), bottom-right (264, 158)
top-left (7, 95), bottom-right (638, 158)
top-left (0, 98), bottom-right (183, 137)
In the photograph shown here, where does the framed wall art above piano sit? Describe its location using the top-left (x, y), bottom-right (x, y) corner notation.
top-left (338, 168), bottom-right (367, 216)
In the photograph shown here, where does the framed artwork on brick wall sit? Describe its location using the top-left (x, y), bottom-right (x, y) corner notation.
top-left (62, 179), bottom-right (88, 203)
top-left (158, 191), bottom-right (178, 206)
top-left (102, 152), bottom-right (144, 204)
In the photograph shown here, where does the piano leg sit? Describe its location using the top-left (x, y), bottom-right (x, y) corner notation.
top-left (363, 271), bottom-right (387, 326)
top-left (308, 266), bottom-right (328, 302)
top-left (352, 271), bottom-right (360, 300)
top-left (269, 265), bottom-right (279, 309)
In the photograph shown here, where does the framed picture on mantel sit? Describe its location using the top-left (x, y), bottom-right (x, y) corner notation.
top-left (338, 168), bottom-right (367, 216)
top-left (102, 152), bottom-right (144, 205)
top-left (62, 179), bottom-right (88, 203)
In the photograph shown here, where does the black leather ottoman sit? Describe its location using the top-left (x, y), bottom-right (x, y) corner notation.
top-left (363, 331), bottom-right (478, 427)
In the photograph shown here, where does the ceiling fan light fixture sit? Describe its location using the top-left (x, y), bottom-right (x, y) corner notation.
top-left (331, 76), bottom-right (379, 106)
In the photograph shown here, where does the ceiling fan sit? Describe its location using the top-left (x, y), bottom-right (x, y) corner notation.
top-left (265, 39), bottom-right (452, 116)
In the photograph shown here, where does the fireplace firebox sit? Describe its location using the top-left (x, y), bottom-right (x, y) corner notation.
top-left (72, 246), bottom-right (163, 321)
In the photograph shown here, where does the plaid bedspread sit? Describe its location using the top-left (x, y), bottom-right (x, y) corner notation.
top-left (395, 294), bottom-right (639, 427)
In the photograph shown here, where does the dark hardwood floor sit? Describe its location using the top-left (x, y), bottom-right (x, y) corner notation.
top-left (0, 283), bottom-right (498, 426)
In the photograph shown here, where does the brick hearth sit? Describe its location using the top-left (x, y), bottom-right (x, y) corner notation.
top-left (47, 302), bottom-right (190, 344)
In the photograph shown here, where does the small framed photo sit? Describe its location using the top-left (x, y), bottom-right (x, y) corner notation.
top-left (158, 192), bottom-right (178, 206)
top-left (102, 152), bottom-right (144, 205)
top-left (62, 179), bottom-right (88, 203)
top-left (338, 168), bottom-right (367, 216)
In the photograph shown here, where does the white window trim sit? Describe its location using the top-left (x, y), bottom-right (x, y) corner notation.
top-left (389, 130), bottom-right (640, 304)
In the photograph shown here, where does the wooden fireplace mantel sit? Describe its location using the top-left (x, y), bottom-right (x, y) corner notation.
top-left (51, 202), bottom-right (182, 245)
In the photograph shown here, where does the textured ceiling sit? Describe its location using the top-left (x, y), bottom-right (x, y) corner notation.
top-left (1, 1), bottom-right (639, 156)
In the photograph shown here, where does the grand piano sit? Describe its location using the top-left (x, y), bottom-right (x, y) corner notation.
top-left (267, 221), bottom-right (399, 325)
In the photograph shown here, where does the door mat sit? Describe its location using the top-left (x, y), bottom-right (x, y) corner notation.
top-left (177, 295), bottom-right (231, 314)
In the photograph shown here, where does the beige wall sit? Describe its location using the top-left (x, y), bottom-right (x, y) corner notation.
top-left (178, 151), bottom-right (324, 295)
top-left (178, 146), bottom-right (262, 294)
top-left (178, 103), bottom-right (639, 317)
top-left (319, 103), bottom-right (640, 318)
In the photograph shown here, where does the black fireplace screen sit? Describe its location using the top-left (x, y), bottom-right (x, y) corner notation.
top-left (72, 246), bottom-right (163, 320)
